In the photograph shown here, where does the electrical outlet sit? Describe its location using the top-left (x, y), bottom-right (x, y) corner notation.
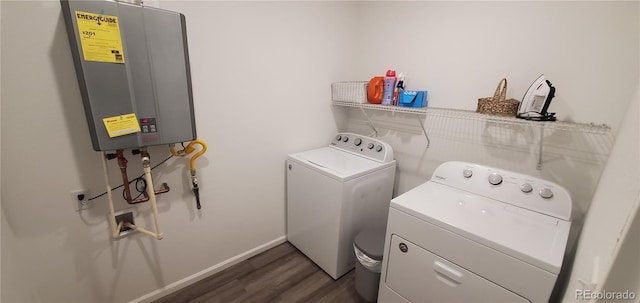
top-left (71, 189), bottom-right (91, 211)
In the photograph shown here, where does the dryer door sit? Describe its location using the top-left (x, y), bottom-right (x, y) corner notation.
top-left (384, 235), bottom-right (530, 303)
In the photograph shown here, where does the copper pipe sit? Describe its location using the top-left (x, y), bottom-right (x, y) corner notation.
top-left (115, 150), bottom-right (136, 204)
top-left (116, 149), bottom-right (170, 204)
top-left (132, 183), bottom-right (171, 204)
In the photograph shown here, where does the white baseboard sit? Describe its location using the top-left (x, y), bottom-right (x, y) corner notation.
top-left (130, 236), bottom-right (288, 303)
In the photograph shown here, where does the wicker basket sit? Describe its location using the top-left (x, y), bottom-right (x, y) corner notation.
top-left (331, 81), bottom-right (368, 103)
top-left (476, 78), bottom-right (520, 117)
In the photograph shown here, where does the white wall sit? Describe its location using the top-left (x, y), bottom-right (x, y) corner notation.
top-left (1, 1), bottom-right (355, 302)
top-left (561, 78), bottom-right (639, 302)
top-left (600, 207), bottom-right (640, 303)
top-left (1, 1), bottom-right (638, 303)
top-left (352, 1), bottom-right (638, 131)
top-left (564, 5), bottom-right (640, 300)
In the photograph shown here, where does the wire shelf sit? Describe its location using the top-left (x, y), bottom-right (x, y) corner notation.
top-left (333, 101), bottom-right (429, 115)
top-left (332, 101), bottom-right (612, 135)
top-left (333, 100), bottom-right (614, 169)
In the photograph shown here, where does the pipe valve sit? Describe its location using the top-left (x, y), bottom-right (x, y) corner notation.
top-left (190, 170), bottom-right (201, 210)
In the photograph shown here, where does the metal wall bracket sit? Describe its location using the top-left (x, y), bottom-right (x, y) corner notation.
top-left (360, 107), bottom-right (378, 137)
top-left (416, 115), bottom-right (431, 148)
top-left (537, 124), bottom-right (544, 170)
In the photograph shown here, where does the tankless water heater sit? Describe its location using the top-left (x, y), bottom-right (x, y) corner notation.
top-left (61, 0), bottom-right (196, 151)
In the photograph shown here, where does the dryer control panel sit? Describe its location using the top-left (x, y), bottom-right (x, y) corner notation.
top-left (431, 161), bottom-right (572, 221)
top-left (330, 133), bottom-right (394, 163)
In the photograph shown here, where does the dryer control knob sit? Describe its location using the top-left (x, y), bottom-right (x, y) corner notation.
top-left (463, 169), bottom-right (473, 178)
top-left (488, 173), bottom-right (503, 185)
top-left (367, 143), bottom-right (374, 149)
top-left (336, 135), bottom-right (342, 141)
top-left (539, 188), bottom-right (554, 199)
top-left (354, 138), bottom-right (362, 146)
top-left (375, 145), bottom-right (383, 152)
top-left (520, 183), bottom-right (533, 193)
top-left (342, 136), bottom-right (349, 142)
top-left (399, 243), bottom-right (408, 253)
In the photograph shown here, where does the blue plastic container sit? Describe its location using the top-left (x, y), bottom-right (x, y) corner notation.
top-left (398, 90), bottom-right (427, 108)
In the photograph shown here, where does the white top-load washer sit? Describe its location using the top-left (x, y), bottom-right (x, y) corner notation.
top-left (287, 132), bottom-right (396, 279)
top-left (379, 161), bottom-right (572, 303)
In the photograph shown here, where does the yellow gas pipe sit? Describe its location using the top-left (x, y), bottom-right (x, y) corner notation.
top-left (170, 139), bottom-right (208, 209)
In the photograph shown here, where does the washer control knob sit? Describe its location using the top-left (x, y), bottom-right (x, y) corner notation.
top-left (488, 173), bottom-right (503, 185)
top-left (539, 188), bottom-right (554, 199)
top-left (367, 143), bottom-right (374, 149)
top-left (342, 136), bottom-right (349, 142)
top-left (520, 183), bottom-right (533, 193)
top-left (375, 145), bottom-right (383, 152)
top-left (354, 138), bottom-right (362, 146)
top-left (336, 135), bottom-right (342, 141)
top-left (463, 169), bottom-right (473, 178)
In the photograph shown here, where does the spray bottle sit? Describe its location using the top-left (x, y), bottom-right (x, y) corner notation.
top-left (382, 70), bottom-right (396, 105)
top-left (393, 73), bottom-right (405, 106)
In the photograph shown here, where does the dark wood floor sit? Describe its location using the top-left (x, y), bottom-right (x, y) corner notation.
top-left (154, 242), bottom-right (364, 303)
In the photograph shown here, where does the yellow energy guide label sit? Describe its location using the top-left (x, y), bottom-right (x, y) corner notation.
top-left (75, 11), bottom-right (125, 63)
top-left (103, 113), bottom-right (141, 138)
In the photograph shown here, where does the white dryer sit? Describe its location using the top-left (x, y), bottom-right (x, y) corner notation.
top-left (287, 132), bottom-right (396, 280)
top-left (379, 161), bottom-right (572, 303)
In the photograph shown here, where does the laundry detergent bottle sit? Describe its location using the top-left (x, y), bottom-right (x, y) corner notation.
top-left (382, 70), bottom-right (397, 105)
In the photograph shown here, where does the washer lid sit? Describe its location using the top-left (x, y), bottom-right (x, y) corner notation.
top-left (391, 181), bottom-right (571, 274)
top-left (289, 147), bottom-right (393, 181)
